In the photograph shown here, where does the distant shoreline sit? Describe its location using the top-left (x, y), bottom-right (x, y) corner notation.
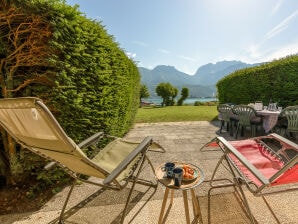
top-left (144, 97), bottom-right (218, 105)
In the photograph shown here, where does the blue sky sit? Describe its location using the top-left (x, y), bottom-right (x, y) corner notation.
top-left (65, 0), bottom-right (298, 75)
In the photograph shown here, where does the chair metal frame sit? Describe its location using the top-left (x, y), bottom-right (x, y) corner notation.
top-left (0, 97), bottom-right (164, 224)
top-left (202, 133), bottom-right (298, 224)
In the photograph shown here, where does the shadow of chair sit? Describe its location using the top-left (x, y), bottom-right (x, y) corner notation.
top-left (279, 105), bottom-right (298, 139)
top-left (0, 97), bottom-right (165, 224)
top-left (233, 105), bottom-right (263, 138)
top-left (201, 133), bottom-right (298, 224)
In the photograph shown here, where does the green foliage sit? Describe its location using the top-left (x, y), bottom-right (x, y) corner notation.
top-left (8, 146), bottom-right (70, 195)
top-left (217, 55), bottom-right (298, 107)
top-left (177, 87), bottom-right (189, 106)
top-left (140, 84), bottom-right (150, 99)
top-left (26, 166), bottom-right (70, 199)
top-left (140, 84), bottom-right (150, 107)
top-left (155, 82), bottom-right (178, 106)
top-left (194, 101), bottom-right (217, 106)
top-left (43, 1), bottom-right (140, 139)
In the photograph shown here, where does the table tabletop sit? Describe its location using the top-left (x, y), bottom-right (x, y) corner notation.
top-left (155, 161), bottom-right (204, 190)
top-left (256, 109), bottom-right (281, 133)
top-left (256, 109), bottom-right (280, 116)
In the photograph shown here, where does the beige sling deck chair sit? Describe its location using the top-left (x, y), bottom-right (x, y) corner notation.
top-left (0, 97), bottom-right (164, 224)
top-left (200, 133), bottom-right (298, 224)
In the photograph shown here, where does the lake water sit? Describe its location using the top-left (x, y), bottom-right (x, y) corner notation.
top-left (145, 97), bottom-right (218, 105)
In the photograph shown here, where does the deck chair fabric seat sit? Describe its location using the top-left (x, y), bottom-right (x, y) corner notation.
top-left (201, 133), bottom-right (298, 224)
top-left (35, 138), bottom-right (141, 182)
top-left (91, 139), bottom-right (143, 181)
top-left (227, 139), bottom-right (293, 187)
top-left (0, 97), bottom-right (164, 223)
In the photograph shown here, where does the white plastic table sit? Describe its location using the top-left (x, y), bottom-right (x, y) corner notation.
top-left (256, 110), bottom-right (280, 133)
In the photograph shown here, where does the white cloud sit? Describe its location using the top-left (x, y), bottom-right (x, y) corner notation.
top-left (271, 0), bottom-right (284, 15)
top-left (178, 55), bottom-right (197, 62)
top-left (241, 42), bottom-right (298, 64)
top-left (262, 43), bottom-right (298, 62)
top-left (247, 44), bottom-right (262, 58)
top-left (244, 9), bottom-right (298, 62)
top-left (132, 40), bottom-right (148, 47)
top-left (266, 10), bottom-right (298, 40)
top-left (157, 49), bottom-right (171, 54)
top-left (126, 52), bottom-right (136, 59)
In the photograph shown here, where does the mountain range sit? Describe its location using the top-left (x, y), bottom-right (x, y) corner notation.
top-left (139, 60), bottom-right (260, 98)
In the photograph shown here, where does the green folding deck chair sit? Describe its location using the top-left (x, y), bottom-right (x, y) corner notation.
top-left (0, 97), bottom-right (165, 224)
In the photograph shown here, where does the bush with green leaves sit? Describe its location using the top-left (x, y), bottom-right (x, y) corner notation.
top-left (177, 87), bottom-right (189, 106)
top-left (140, 84), bottom-right (150, 106)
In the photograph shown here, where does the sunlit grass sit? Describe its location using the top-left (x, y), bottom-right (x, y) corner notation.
top-left (134, 105), bottom-right (218, 123)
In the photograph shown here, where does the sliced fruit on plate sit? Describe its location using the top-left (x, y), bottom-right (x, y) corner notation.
top-left (183, 164), bottom-right (194, 179)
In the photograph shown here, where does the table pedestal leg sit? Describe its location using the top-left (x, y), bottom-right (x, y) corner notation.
top-left (159, 188), bottom-right (203, 224)
top-left (183, 190), bottom-right (190, 224)
top-left (158, 188), bottom-right (171, 224)
top-left (191, 189), bottom-right (203, 224)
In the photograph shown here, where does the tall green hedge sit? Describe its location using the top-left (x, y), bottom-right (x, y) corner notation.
top-left (1, 0), bottom-right (140, 141)
top-left (217, 55), bottom-right (298, 107)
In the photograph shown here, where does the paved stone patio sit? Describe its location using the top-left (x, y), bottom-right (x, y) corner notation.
top-left (1, 121), bottom-right (297, 224)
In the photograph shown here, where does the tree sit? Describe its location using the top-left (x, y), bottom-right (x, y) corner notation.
top-left (177, 87), bottom-right (189, 106)
top-left (0, 0), bottom-right (55, 184)
top-left (169, 86), bottom-right (178, 106)
top-left (139, 84), bottom-right (150, 107)
top-left (0, 1), bottom-right (55, 99)
top-left (155, 82), bottom-right (178, 106)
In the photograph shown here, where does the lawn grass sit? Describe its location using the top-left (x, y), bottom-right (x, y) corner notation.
top-left (134, 105), bottom-right (218, 123)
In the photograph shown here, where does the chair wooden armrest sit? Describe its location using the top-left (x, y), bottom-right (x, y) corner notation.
top-left (77, 132), bottom-right (105, 148)
top-left (44, 161), bottom-right (57, 170)
top-left (45, 132), bottom-right (105, 170)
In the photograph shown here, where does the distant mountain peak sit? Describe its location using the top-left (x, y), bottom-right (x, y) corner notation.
top-left (154, 65), bottom-right (175, 69)
top-left (153, 65), bottom-right (178, 72)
